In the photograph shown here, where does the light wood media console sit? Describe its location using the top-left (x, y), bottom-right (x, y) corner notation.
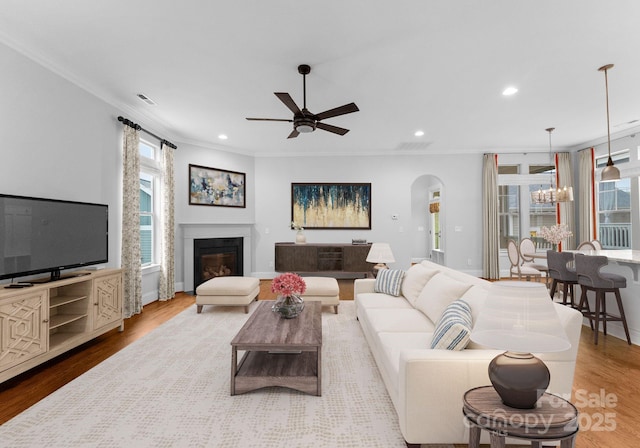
top-left (0, 268), bottom-right (123, 383)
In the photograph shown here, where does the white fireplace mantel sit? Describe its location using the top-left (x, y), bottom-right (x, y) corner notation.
top-left (180, 223), bottom-right (254, 292)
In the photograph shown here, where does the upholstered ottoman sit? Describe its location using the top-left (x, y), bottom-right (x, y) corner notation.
top-left (195, 276), bottom-right (260, 314)
top-left (301, 277), bottom-right (340, 314)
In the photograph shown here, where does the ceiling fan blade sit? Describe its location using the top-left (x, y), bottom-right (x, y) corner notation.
top-left (316, 122), bottom-right (349, 136)
top-left (274, 92), bottom-right (301, 114)
top-left (287, 129), bottom-right (300, 139)
top-left (246, 117), bottom-right (293, 122)
top-left (315, 102), bottom-right (359, 121)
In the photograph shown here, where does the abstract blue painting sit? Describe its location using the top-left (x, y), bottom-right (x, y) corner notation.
top-left (291, 183), bottom-right (371, 229)
top-left (189, 164), bottom-right (246, 208)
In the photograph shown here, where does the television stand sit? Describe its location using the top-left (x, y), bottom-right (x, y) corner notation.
top-left (0, 268), bottom-right (124, 383)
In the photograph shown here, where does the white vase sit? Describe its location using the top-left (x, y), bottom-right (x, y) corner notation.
top-left (295, 230), bottom-right (306, 244)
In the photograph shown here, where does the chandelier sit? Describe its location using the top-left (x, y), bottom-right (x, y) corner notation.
top-left (531, 128), bottom-right (574, 204)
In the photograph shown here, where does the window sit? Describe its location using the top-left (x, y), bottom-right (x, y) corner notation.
top-left (593, 147), bottom-right (631, 249)
top-left (595, 149), bottom-right (630, 168)
top-left (498, 161), bottom-right (559, 249)
top-left (528, 164), bottom-right (557, 249)
top-left (598, 178), bottom-right (631, 248)
top-left (139, 139), bottom-right (161, 267)
top-left (498, 185), bottom-right (519, 249)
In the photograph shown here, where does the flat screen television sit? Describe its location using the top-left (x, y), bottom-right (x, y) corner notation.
top-left (0, 194), bottom-right (108, 282)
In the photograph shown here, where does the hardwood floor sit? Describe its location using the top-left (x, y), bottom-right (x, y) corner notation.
top-left (1, 280), bottom-right (638, 448)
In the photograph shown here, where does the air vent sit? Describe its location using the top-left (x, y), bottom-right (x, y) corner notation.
top-left (136, 93), bottom-right (156, 105)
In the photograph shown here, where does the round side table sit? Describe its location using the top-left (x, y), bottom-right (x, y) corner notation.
top-left (463, 386), bottom-right (579, 448)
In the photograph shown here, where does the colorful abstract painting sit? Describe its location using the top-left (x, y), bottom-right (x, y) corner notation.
top-left (291, 183), bottom-right (371, 229)
top-left (189, 164), bottom-right (246, 208)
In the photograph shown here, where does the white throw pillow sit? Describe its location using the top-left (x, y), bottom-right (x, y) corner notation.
top-left (430, 299), bottom-right (472, 350)
top-left (414, 272), bottom-right (472, 323)
top-left (374, 269), bottom-right (405, 296)
top-left (401, 263), bottom-right (440, 305)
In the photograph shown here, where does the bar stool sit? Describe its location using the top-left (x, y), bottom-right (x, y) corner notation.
top-left (574, 253), bottom-right (631, 345)
top-left (547, 250), bottom-right (578, 307)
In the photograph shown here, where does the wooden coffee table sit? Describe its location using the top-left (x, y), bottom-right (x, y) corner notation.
top-left (230, 300), bottom-right (322, 396)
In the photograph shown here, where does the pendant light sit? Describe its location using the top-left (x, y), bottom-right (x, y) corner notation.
top-left (531, 128), bottom-right (573, 204)
top-left (599, 64), bottom-right (620, 182)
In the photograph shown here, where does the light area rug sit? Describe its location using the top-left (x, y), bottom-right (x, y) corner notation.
top-left (0, 301), bottom-right (455, 448)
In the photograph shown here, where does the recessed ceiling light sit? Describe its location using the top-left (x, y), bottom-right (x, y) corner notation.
top-left (414, 130), bottom-right (425, 137)
top-left (218, 134), bottom-right (228, 140)
top-left (502, 86), bottom-right (518, 96)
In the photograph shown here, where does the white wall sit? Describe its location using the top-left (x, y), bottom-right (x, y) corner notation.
top-left (253, 154), bottom-right (484, 277)
top-left (0, 42), bottom-right (123, 274)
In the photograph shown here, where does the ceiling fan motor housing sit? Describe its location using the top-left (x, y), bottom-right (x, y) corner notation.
top-left (294, 115), bottom-right (316, 133)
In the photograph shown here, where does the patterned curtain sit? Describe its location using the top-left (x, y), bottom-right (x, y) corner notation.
top-left (556, 152), bottom-right (576, 249)
top-left (482, 154), bottom-right (500, 279)
top-left (578, 148), bottom-right (596, 242)
top-left (121, 125), bottom-right (142, 317)
top-left (158, 142), bottom-right (175, 301)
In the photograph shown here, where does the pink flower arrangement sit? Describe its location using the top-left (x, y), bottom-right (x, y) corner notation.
top-left (539, 223), bottom-right (573, 245)
top-left (271, 272), bottom-right (306, 296)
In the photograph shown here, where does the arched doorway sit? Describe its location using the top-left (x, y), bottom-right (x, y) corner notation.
top-left (411, 175), bottom-right (444, 265)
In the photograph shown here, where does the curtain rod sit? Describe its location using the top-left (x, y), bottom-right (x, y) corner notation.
top-left (117, 116), bottom-right (177, 149)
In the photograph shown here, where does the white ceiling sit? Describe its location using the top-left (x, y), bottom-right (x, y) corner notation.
top-left (2, 0), bottom-right (640, 156)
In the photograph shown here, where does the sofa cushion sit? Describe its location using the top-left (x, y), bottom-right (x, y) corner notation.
top-left (430, 299), bottom-right (472, 350)
top-left (356, 292), bottom-right (414, 309)
top-left (401, 263), bottom-right (440, 306)
top-left (364, 308), bottom-right (435, 333)
top-left (414, 272), bottom-right (472, 323)
top-left (374, 269), bottom-right (405, 296)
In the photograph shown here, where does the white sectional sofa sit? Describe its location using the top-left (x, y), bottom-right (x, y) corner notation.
top-left (354, 260), bottom-right (583, 446)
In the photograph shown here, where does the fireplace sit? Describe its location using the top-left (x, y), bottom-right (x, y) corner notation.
top-left (194, 237), bottom-right (243, 289)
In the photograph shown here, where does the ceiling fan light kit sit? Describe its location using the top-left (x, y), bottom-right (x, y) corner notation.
top-left (246, 64), bottom-right (359, 139)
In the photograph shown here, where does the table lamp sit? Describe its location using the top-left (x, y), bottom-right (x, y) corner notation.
top-left (470, 281), bottom-right (571, 409)
top-left (366, 243), bottom-right (395, 276)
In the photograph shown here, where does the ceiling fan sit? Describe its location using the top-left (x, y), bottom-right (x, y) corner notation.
top-left (246, 64), bottom-right (359, 139)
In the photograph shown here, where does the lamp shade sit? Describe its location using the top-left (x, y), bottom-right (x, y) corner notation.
top-left (366, 243), bottom-right (395, 264)
top-left (471, 281), bottom-right (571, 353)
top-left (601, 162), bottom-right (621, 182)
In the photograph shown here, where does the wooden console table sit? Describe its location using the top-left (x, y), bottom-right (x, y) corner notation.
top-left (275, 242), bottom-right (372, 277)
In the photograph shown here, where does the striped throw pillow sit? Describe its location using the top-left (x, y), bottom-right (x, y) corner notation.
top-left (374, 269), bottom-right (405, 296)
top-left (430, 299), bottom-right (472, 350)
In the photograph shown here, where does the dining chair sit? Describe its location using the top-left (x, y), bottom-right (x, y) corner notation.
top-left (574, 253), bottom-right (631, 345)
top-left (547, 250), bottom-right (578, 306)
top-left (591, 239), bottom-right (603, 250)
top-left (519, 237), bottom-right (549, 285)
top-left (507, 239), bottom-right (541, 282)
top-left (576, 241), bottom-right (596, 251)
